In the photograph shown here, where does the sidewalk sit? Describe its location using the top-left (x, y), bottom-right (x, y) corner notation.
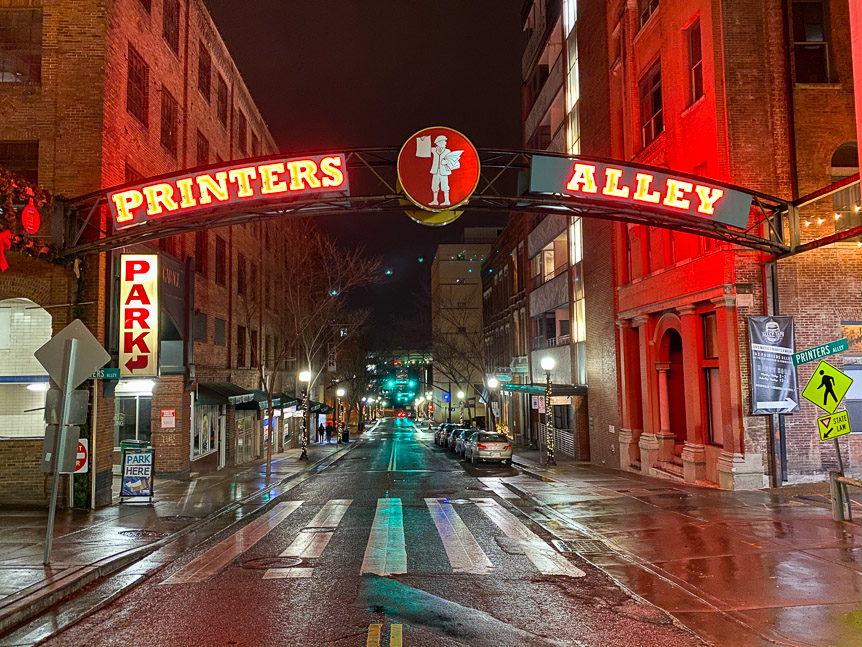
top-left (0, 440), bottom-right (354, 634)
top-left (507, 451), bottom-right (862, 647)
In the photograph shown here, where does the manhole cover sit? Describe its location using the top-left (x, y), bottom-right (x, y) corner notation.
top-left (656, 492), bottom-right (691, 499)
top-left (554, 539), bottom-right (615, 554)
top-left (119, 529), bottom-right (168, 539)
top-left (159, 515), bottom-right (198, 523)
top-left (241, 557), bottom-right (302, 570)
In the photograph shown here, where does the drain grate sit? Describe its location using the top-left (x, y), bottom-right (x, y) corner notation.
top-left (119, 529), bottom-right (168, 539)
top-left (241, 557), bottom-right (302, 570)
top-left (553, 539), bottom-right (615, 554)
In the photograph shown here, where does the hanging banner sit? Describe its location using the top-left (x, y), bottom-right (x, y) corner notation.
top-left (119, 255), bottom-right (159, 376)
top-left (120, 448), bottom-right (154, 498)
top-left (748, 316), bottom-right (799, 414)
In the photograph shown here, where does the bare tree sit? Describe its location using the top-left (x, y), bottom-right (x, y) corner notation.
top-left (245, 220), bottom-right (380, 470)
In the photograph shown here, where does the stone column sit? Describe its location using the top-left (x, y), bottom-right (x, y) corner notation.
top-left (617, 319), bottom-right (643, 471)
top-left (654, 362), bottom-right (676, 462)
top-left (713, 295), bottom-right (763, 489)
top-left (634, 314), bottom-right (660, 471)
top-left (678, 304), bottom-right (707, 483)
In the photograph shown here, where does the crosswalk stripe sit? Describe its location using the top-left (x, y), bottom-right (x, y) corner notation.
top-left (390, 624), bottom-right (403, 647)
top-left (360, 498), bottom-right (407, 575)
top-left (366, 623), bottom-right (381, 647)
top-left (161, 501), bottom-right (303, 585)
top-left (425, 498), bottom-right (493, 574)
top-left (471, 498), bottom-right (585, 578)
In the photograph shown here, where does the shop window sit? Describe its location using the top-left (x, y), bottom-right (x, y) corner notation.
top-left (163, 0), bottom-right (180, 54)
top-left (197, 41), bottom-right (211, 102)
top-left (214, 317), bottom-right (226, 345)
top-left (0, 141), bottom-right (38, 184)
top-left (195, 230), bottom-right (208, 276)
top-left (236, 110), bottom-right (247, 155)
top-left (237, 325), bottom-right (246, 367)
top-left (639, 60), bottom-right (663, 148)
top-left (113, 380), bottom-right (153, 448)
top-left (160, 86), bottom-right (179, 156)
top-left (0, 8), bottom-right (42, 84)
top-left (215, 236), bottom-right (226, 285)
top-left (237, 254), bottom-right (247, 295)
top-left (195, 130), bottom-right (209, 166)
top-left (687, 19), bottom-right (703, 104)
top-left (639, 0), bottom-right (659, 28)
top-left (216, 74), bottom-right (228, 127)
top-left (194, 312), bottom-right (207, 341)
top-left (126, 45), bottom-right (149, 127)
top-left (193, 404), bottom-right (221, 457)
top-left (791, 0), bottom-right (836, 83)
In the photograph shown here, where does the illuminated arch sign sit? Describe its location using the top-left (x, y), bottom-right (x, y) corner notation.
top-left (109, 154), bottom-right (349, 230)
top-left (529, 156), bottom-right (753, 229)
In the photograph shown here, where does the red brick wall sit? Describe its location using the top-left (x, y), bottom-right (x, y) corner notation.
top-left (0, 439), bottom-right (68, 505)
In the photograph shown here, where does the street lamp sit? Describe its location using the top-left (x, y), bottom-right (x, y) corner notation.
top-left (298, 370), bottom-right (312, 460)
top-left (540, 357), bottom-right (556, 466)
top-left (487, 377), bottom-right (499, 431)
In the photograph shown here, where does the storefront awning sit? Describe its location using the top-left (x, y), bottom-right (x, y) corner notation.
top-left (235, 389), bottom-right (282, 411)
top-left (197, 382), bottom-right (254, 406)
top-left (302, 400), bottom-right (334, 414)
top-left (274, 392), bottom-right (300, 408)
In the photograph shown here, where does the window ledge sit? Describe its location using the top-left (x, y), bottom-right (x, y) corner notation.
top-left (681, 95), bottom-right (706, 118)
top-left (793, 83), bottom-right (842, 90)
top-left (637, 131), bottom-right (666, 161)
top-left (191, 449), bottom-right (218, 461)
top-left (633, 9), bottom-right (660, 45)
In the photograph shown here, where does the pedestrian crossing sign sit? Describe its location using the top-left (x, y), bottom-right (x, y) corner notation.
top-left (817, 410), bottom-right (851, 442)
top-left (801, 360), bottom-right (853, 415)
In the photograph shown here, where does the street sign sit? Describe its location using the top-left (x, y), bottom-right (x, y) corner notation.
top-left (34, 319), bottom-right (111, 391)
top-left (802, 360), bottom-right (853, 415)
top-left (817, 410), bottom-right (851, 441)
top-left (90, 367), bottom-right (120, 379)
top-left (161, 409), bottom-right (176, 429)
top-left (793, 338), bottom-right (849, 366)
top-left (748, 316), bottom-right (799, 414)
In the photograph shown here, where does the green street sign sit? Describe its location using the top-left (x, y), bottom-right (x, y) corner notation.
top-left (90, 367), bottom-right (120, 380)
top-left (793, 338), bottom-right (849, 366)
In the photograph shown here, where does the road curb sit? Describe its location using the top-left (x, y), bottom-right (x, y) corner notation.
top-left (0, 442), bottom-right (358, 637)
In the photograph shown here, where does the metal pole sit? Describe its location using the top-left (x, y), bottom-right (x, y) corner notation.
top-left (545, 370), bottom-right (556, 466)
top-left (91, 379), bottom-right (97, 509)
top-left (44, 338), bottom-right (78, 565)
top-left (833, 437), bottom-right (853, 520)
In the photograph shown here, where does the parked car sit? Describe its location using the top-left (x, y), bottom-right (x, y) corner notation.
top-left (455, 428), bottom-right (475, 456)
top-left (448, 428), bottom-right (468, 452)
top-left (436, 424), bottom-right (456, 447)
top-left (464, 432), bottom-right (513, 466)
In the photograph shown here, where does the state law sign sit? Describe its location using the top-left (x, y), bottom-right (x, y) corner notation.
top-left (120, 254), bottom-right (159, 377)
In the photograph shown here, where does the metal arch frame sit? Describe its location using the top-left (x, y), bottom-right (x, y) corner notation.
top-left (61, 148), bottom-right (791, 256)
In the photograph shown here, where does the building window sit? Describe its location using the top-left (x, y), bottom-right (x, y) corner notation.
top-left (639, 0), bottom-right (659, 28)
top-left (687, 19), bottom-right (703, 104)
top-left (237, 254), bottom-right (246, 295)
top-left (114, 394), bottom-right (152, 447)
top-left (124, 162), bottom-right (144, 183)
top-left (196, 130), bottom-right (209, 166)
top-left (236, 110), bottom-right (247, 155)
top-left (163, 0), bottom-right (180, 54)
top-left (160, 86), bottom-right (179, 156)
top-left (0, 8), bottom-right (42, 84)
top-left (791, 0), bottom-right (836, 83)
top-left (249, 263), bottom-right (257, 300)
top-left (215, 236), bottom-right (227, 286)
top-left (194, 312), bottom-right (207, 341)
top-left (251, 132), bottom-right (260, 157)
top-left (195, 230), bottom-right (208, 276)
top-left (236, 325), bottom-right (246, 367)
top-left (701, 311), bottom-right (721, 446)
top-left (250, 330), bottom-right (258, 367)
top-left (127, 45), bottom-right (149, 127)
top-left (0, 141), bottom-right (38, 184)
top-left (216, 74), bottom-right (228, 126)
top-left (214, 317), bottom-right (226, 345)
top-left (639, 60), bottom-right (663, 148)
top-left (198, 42), bottom-right (211, 101)
top-left (702, 312), bottom-right (718, 358)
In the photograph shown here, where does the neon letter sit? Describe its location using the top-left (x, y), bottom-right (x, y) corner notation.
top-left (228, 166), bottom-right (258, 198)
top-left (112, 190), bottom-right (144, 223)
top-left (602, 167), bottom-right (630, 198)
top-left (196, 172), bottom-right (230, 204)
top-left (565, 163), bottom-right (598, 193)
top-left (124, 259), bottom-right (151, 280)
top-left (663, 179), bottom-right (693, 210)
top-left (142, 183), bottom-right (180, 216)
top-left (259, 163), bottom-right (288, 194)
top-left (124, 283), bottom-right (151, 305)
top-left (633, 173), bottom-right (661, 203)
top-left (123, 331), bottom-right (150, 353)
top-left (320, 156), bottom-right (345, 188)
top-left (286, 159), bottom-right (322, 191)
top-left (694, 185), bottom-right (724, 215)
top-left (176, 178), bottom-right (197, 208)
top-left (123, 308), bottom-right (150, 329)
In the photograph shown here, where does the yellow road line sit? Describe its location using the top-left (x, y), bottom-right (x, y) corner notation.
top-left (390, 624), bottom-right (403, 647)
top-left (366, 623), bottom-right (381, 647)
top-left (387, 439), bottom-right (398, 471)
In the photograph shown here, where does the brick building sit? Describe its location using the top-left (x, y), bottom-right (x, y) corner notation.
top-left (0, 0), bottom-right (298, 507)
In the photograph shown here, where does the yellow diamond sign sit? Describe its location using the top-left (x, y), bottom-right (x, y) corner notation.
top-left (817, 410), bottom-right (851, 442)
top-left (801, 360), bottom-right (853, 415)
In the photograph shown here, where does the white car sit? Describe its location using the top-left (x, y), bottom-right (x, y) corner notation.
top-left (464, 432), bottom-right (512, 466)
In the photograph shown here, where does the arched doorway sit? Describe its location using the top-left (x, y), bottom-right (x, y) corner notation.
top-left (657, 327), bottom-right (687, 455)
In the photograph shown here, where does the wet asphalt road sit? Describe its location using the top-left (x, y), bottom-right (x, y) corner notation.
top-left (42, 419), bottom-right (703, 647)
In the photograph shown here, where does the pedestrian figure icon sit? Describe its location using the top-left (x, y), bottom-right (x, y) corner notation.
top-left (817, 370), bottom-right (838, 406)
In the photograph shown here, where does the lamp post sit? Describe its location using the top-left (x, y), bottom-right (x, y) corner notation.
top-left (487, 377), bottom-right (499, 431)
top-left (457, 390), bottom-right (465, 425)
top-left (336, 388), bottom-right (345, 441)
top-left (298, 370), bottom-right (311, 460)
top-left (540, 357), bottom-right (556, 466)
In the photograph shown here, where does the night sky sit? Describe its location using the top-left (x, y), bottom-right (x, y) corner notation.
top-left (204, 0), bottom-right (524, 347)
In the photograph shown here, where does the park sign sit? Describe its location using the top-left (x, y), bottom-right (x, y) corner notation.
top-left (109, 154), bottom-right (349, 230)
top-left (529, 156), bottom-right (754, 229)
top-left (120, 255), bottom-right (159, 377)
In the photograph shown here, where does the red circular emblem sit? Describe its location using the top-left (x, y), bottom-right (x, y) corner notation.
top-left (397, 127), bottom-right (480, 212)
top-left (21, 198), bottom-right (40, 234)
top-left (75, 441), bottom-right (87, 472)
